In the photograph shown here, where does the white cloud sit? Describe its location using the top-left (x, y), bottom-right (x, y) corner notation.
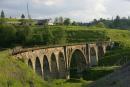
top-left (32, 0), bottom-right (64, 6)
top-left (60, 0), bottom-right (108, 21)
top-left (94, 0), bottom-right (106, 16)
top-left (104, 0), bottom-right (130, 18)
top-left (1, 0), bottom-right (130, 22)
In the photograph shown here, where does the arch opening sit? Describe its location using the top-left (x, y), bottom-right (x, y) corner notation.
top-left (35, 57), bottom-right (42, 76)
top-left (90, 47), bottom-right (97, 66)
top-left (58, 52), bottom-right (66, 78)
top-left (98, 46), bottom-right (104, 59)
top-left (106, 45), bottom-right (111, 50)
top-left (51, 53), bottom-right (59, 79)
top-left (70, 49), bottom-right (86, 79)
top-left (43, 55), bottom-right (50, 80)
top-left (28, 59), bottom-right (33, 69)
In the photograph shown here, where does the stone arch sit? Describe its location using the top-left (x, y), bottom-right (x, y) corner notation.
top-left (35, 57), bottom-right (42, 76)
top-left (28, 59), bottom-right (33, 69)
top-left (43, 55), bottom-right (51, 80)
top-left (98, 46), bottom-right (104, 59)
top-left (50, 53), bottom-right (59, 79)
top-left (90, 47), bottom-right (97, 66)
top-left (58, 52), bottom-right (66, 78)
top-left (69, 49), bottom-right (87, 79)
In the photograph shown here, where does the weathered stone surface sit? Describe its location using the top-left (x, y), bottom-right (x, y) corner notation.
top-left (13, 42), bottom-right (110, 80)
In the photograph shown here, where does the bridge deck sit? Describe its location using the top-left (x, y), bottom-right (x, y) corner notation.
top-left (11, 41), bottom-right (110, 55)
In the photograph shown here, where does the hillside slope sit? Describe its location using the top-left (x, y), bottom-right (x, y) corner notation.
top-left (0, 50), bottom-right (48, 87)
top-left (87, 62), bottom-right (130, 87)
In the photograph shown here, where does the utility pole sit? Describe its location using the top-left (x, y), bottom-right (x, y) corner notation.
top-left (26, 0), bottom-right (32, 25)
top-left (27, 0), bottom-right (31, 19)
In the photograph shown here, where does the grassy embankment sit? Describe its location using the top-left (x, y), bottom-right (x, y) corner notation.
top-left (0, 50), bottom-right (48, 87)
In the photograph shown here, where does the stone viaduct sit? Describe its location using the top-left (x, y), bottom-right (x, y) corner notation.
top-left (12, 41), bottom-right (112, 80)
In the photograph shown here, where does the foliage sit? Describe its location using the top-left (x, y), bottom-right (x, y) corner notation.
top-left (52, 27), bottom-right (67, 44)
top-left (1, 24), bottom-right (130, 48)
top-left (15, 25), bottom-right (32, 45)
top-left (1, 10), bottom-right (5, 18)
top-left (83, 66), bottom-right (119, 81)
top-left (0, 10), bottom-right (6, 24)
top-left (88, 15), bottom-right (130, 29)
top-left (99, 48), bottom-right (130, 66)
top-left (0, 24), bottom-right (16, 47)
top-left (64, 18), bottom-right (71, 25)
top-left (95, 22), bottom-right (105, 28)
top-left (42, 26), bottom-right (54, 44)
top-left (46, 79), bottom-right (92, 87)
top-left (54, 17), bottom-right (64, 25)
top-left (54, 17), bottom-right (59, 25)
top-left (72, 21), bottom-right (78, 26)
top-left (21, 14), bottom-right (25, 19)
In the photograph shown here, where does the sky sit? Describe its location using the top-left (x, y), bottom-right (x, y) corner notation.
top-left (0, 0), bottom-right (130, 22)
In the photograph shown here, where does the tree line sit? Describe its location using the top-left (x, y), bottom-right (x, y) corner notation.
top-left (2, 10), bottom-right (130, 29)
top-left (54, 17), bottom-right (71, 25)
top-left (0, 10), bottom-right (72, 26)
top-left (1, 10), bottom-right (130, 47)
top-left (0, 10), bottom-right (67, 48)
top-left (78, 16), bottom-right (130, 29)
top-left (0, 24), bottom-right (67, 48)
top-left (53, 15), bottom-right (130, 30)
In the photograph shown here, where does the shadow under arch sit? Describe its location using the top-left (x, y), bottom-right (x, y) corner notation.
top-left (50, 53), bottom-right (59, 79)
top-left (35, 57), bottom-right (42, 76)
top-left (106, 45), bottom-right (111, 50)
top-left (28, 59), bottom-right (33, 69)
top-left (70, 49), bottom-right (87, 79)
top-left (90, 47), bottom-right (97, 66)
top-left (58, 52), bottom-right (66, 79)
top-left (98, 46), bottom-right (104, 59)
top-left (43, 55), bottom-right (51, 80)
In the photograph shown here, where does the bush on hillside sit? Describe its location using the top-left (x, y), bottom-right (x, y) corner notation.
top-left (15, 25), bottom-right (32, 45)
top-left (52, 27), bottom-right (67, 44)
top-left (0, 24), bottom-right (16, 47)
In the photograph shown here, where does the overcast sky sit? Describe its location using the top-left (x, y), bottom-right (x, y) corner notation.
top-left (0, 0), bottom-right (130, 22)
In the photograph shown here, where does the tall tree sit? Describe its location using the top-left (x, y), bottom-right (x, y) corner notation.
top-left (64, 18), bottom-right (71, 25)
top-left (72, 21), bottom-right (77, 26)
top-left (113, 15), bottom-right (121, 28)
top-left (54, 17), bottom-right (59, 25)
top-left (0, 24), bottom-right (16, 47)
top-left (95, 22), bottom-right (106, 28)
top-left (0, 10), bottom-right (5, 24)
top-left (59, 16), bottom-right (64, 25)
top-left (1, 10), bottom-right (5, 18)
top-left (20, 14), bottom-right (26, 25)
top-left (21, 14), bottom-right (25, 19)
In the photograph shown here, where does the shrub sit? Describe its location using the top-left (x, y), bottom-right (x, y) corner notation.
top-left (0, 24), bottom-right (16, 47)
